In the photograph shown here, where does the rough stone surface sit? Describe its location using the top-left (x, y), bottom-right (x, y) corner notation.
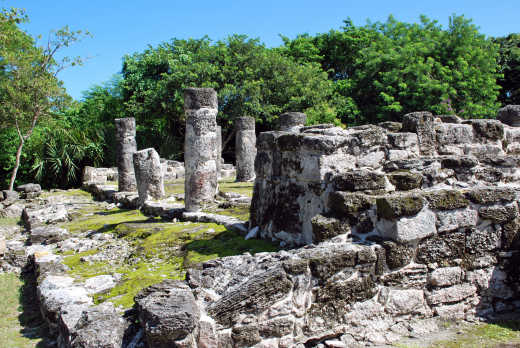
top-left (133, 148), bottom-right (165, 205)
top-left (278, 112), bottom-right (306, 131)
top-left (497, 105), bottom-right (520, 127)
top-left (184, 87), bottom-right (218, 212)
top-left (115, 117), bottom-right (137, 192)
top-left (235, 116), bottom-right (256, 182)
top-left (402, 111), bottom-right (436, 156)
top-left (22, 205), bottom-right (68, 230)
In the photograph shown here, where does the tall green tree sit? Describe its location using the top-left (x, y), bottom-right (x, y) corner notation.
top-left (0, 8), bottom-right (89, 190)
top-left (494, 33), bottom-right (520, 105)
top-left (121, 35), bottom-right (337, 160)
top-left (283, 15), bottom-right (502, 124)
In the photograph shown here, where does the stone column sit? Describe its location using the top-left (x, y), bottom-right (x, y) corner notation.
top-left (184, 88), bottom-right (218, 212)
top-left (235, 116), bottom-right (256, 182)
top-left (115, 117), bottom-right (137, 192)
top-left (216, 125), bottom-right (222, 178)
top-left (278, 112), bottom-right (306, 132)
top-left (133, 148), bottom-right (165, 206)
top-left (402, 111), bottom-right (436, 156)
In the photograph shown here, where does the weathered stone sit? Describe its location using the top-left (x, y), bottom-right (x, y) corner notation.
top-left (327, 192), bottom-right (375, 217)
top-left (478, 202), bottom-right (518, 223)
top-left (436, 208), bottom-right (478, 233)
top-left (66, 303), bottom-right (128, 348)
top-left (235, 116), bottom-right (256, 182)
top-left (303, 245), bottom-right (358, 280)
top-left (216, 125), bottom-right (222, 178)
top-left (378, 121), bottom-right (402, 132)
top-left (16, 183), bottom-right (41, 193)
top-left (376, 208), bottom-right (436, 243)
top-left (332, 170), bottom-right (386, 192)
top-left (497, 105), bottom-right (520, 127)
top-left (1, 190), bottom-right (19, 202)
top-left (378, 288), bottom-right (429, 315)
top-left (311, 214), bottom-right (350, 243)
top-left (133, 148), bottom-right (165, 206)
top-left (435, 123), bottom-right (473, 145)
top-left (207, 266), bottom-right (292, 326)
top-left (437, 114), bottom-right (462, 123)
top-left (115, 117), bottom-right (137, 192)
top-left (22, 205), bottom-right (68, 230)
top-left (466, 187), bottom-right (516, 205)
top-left (466, 226), bottom-right (501, 254)
top-left (184, 88), bottom-right (218, 212)
top-left (388, 171), bottom-right (423, 191)
top-left (426, 283), bottom-right (477, 305)
top-left (402, 111), bottom-right (436, 156)
top-left (84, 275), bottom-right (117, 295)
top-left (423, 189), bottom-right (469, 210)
top-left (376, 194), bottom-right (425, 219)
top-left (468, 119), bottom-right (504, 141)
top-left (428, 267), bottom-right (464, 287)
top-left (387, 132), bottom-right (419, 149)
top-left (232, 325), bottom-right (261, 347)
top-left (136, 280), bottom-right (200, 347)
top-left (381, 240), bottom-right (415, 270)
top-left (258, 317), bottom-right (295, 338)
top-left (416, 230), bottom-right (466, 265)
top-left (278, 112), bottom-right (306, 131)
top-left (314, 274), bottom-right (377, 311)
top-left (82, 166), bottom-right (108, 184)
top-left (30, 226), bottom-right (69, 245)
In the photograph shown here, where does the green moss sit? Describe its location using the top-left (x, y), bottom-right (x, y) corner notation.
top-left (377, 194), bottom-right (424, 219)
top-left (164, 179), bottom-right (184, 196)
top-left (424, 190), bottom-right (469, 210)
top-left (203, 205), bottom-right (250, 221)
top-left (184, 229), bottom-right (279, 268)
top-left (60, 208), bottom-right (148, 234)
top-left (39, 189), bottom-right (92, 199)
top-left (219, 178), bottom-right (254, 197)
top-left (62, 249), bottom-right (110, 278)
top-left (95, 260), bottom-right (185, 309)
top-left (428, 322), bottom-right (520, 348)
top-left (0, 217), bottom-right (21, 227)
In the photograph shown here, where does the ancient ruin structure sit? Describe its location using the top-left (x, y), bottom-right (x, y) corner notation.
top-left (278, 111), bottom-right (307, 131)
top-left (131, 109), bottom-right (520, 347)
top-left (133, 148), bottom-right (165, 205)
top-left (115, 117), bottom-right (137, 192)
top-left (184, 88), bottom-right (219, 211)
top-left (216, 125), bottom-right (222, 177)
top-left (235, 116), bottom-right (256, 182)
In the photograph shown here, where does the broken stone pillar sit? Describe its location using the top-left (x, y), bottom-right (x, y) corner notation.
top-left (278, 112), bottom-right (306, 132)
top-left (216, 125), bottom-right (222, 178)
top-left (235, 116), bottom-right (256, 182)
top-left (133, 148), bottom-right (165, 205)
top-left (184, 88), bottom-right (218, 212)
top-left (115, 118), bottom-right (137, 192)
top-left (402, 111), bottom-right (435, 156)
top-left (497, 105), bottom-right (520, 127)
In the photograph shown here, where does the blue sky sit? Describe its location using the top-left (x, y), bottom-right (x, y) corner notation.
top-left (7, 0), bottom-right (520, 100)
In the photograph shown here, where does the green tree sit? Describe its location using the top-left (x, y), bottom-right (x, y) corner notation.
top-left (494, 33), bottom-right (520, 105)
top-left (121, 35), bottom-right (337, 160)
top-left (0, 8), bottom-right (89, 190)
top-left (283, 15), bottom-right (502, 124)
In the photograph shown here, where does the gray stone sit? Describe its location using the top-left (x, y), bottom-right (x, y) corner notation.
top-left (216, 125), bottom-right (222, 178)
top-left (333, 169), bottom-right (386, 192)
top-left (184, 88), bottom-right (218, 212)
top-left (16, 183), bottom-right (41, 193)
top-left (376, 208), bottom-right (436, 243)
top-left (388, 171), bottom-right (423, 191)
top-left (1, 190), bottom-right (19, 202)
top-left (468, 119), bottom-right (504, 141)
top-left (437, 114), bottom-right (462, 123)
top-left (378, 121), bottom-right (402, 132)
top-left (378, 288), bottom-right (429, 316)
top-left (436, 207), bottom-right (478, 233)
top-left (426, 283), bottom-right (477, 305)
top-left (497, 105), bottom-right (520, 127)
top-left (478, 202), bottom-right (518, 223)
top-left (428, 267), bottom-right (464, 287)
top-left (235, 116), bottom-right (256, 182)
top-left (311, 214), bottom-right (350, 243)
top-left (30, 226), bottom-right (69, 244)
top-left (278, 112), bottom-right (306, 131)
top-left (133, 148), bottom-right (165, 206)
top-left (136, 280), bottom-right (200, 347)
top-left (423, 189), bottom-right (469, 210)
top-left (402, 111), bottom-right (436, 156)
top-left (376, 193), bottom-right (425, 219)
top-left (82, 166), bottom-right (108, 184)
top-left (115, 117), bottom-right (137, 192)
top-left (22, 205), bottom-right (68, 230)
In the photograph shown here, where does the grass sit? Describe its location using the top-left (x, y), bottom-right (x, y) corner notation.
top-left (219, 177), bottom-right (254, 197)
top-left (395, 321), bottom-right (520, 348)
top-left (0, 273), bottom-right (52, 348)
top-left (59, 208), bottom-right (148, 234)
top-left (0, 217), bottom-right (21, 227)
top-left (39, 189), bottom-right (91, 200)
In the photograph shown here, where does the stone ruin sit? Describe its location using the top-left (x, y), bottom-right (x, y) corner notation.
top-left (115, 117), bottom-right (138, 192)
top-left (184, 87), bottom-right (219, 212)
top-left (133, 148), bottom-right (165, 206)
top-left (131, 107), bottom-right (520, 347)
top-left (235, 116), bottom-right (256, 182)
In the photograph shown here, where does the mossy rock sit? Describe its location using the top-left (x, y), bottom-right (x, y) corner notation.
top-left (424, 189), bottom-right (469, 210)
top-left (327, 191), bottom-right (375, 217)
top-left (376, 194), bottom-right (424, 220)
top-left (311, 215), bottom-right (350, 243)
top-left (388, 171), bottom-right (423, 191)
top-left (332, 170), bottom-right (386, 192)
top-left (466, 187), bottom-right (516, 205)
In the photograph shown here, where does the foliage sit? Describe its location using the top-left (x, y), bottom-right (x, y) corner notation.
top-left (494, 33), bottom-right (520, 105)
top-left (121, 35), bottom-right (337, 160)
top-left (283, 15), bottom-right (502, 124)
top-left (0, 7), bottom-right (89, 189)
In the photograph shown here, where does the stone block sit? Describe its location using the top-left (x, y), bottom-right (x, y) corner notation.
top-left (428, 267), bottom-right (464, 287)
top-left (478, 202), bottom-right (519, 223)
top-left (425, 283), bottom-right (477, 305)
top-left (402, 111), bottom-right (436, 156)
top-left (379, 288), bottom-right (429, 316)
top-left (376, 208), bottom-right (436, 243)
top-left (376, 193), bottom-right (425, 219)
top-left (423, 189), bottom-right (469, 210)
top-left (388, 171), bottom-right (423, 191)
top-left (278, 112), bottom-right (306, 131)
top-left (436, 207), bottom-right (478, 233)
top-left (468, 119), bottom-right (504, 141)
top-left (332, 169), bottom-right (386, 192)
top-left (435, 123), bottom-right (473, 145)
top-left (133, 148), bottom-right (165, 206)
top-left (311, 214), bottom-right (350, 243)
top-left (497, 105), bottom-right (520, 127)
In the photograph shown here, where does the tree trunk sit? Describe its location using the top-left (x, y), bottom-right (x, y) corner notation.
top-left (8, 138), bottom-right (24, 191)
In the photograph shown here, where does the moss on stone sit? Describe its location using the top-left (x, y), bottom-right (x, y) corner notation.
top-left (424, 190), bottom-right (469, 210)
top-left (0, 217), bottom-right (20, 227)
top-left (376, 194), bottom-right (424, 220)
top-left (60, 208), bottom-right (148, 234)
top-left (219, 178), bottom-right (254, 198)
top-left (39, 189), bottom-right (92, 199)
